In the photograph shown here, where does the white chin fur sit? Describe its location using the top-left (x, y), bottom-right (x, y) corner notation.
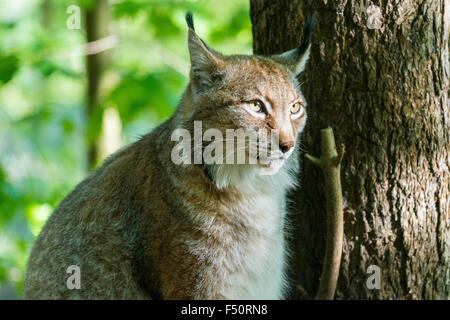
top-left (205, 153), bottom-right (298, 193)
top-left (257, 159), bottom-right (285, 176)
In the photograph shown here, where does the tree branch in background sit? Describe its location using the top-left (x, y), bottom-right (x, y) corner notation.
top-left (85, 0), bottom-right (111, 170)
top-left (305, 127), bottom-right (345, 300)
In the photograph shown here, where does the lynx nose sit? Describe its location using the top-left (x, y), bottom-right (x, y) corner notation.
top-left (280, 141), bottom-right (295, 153)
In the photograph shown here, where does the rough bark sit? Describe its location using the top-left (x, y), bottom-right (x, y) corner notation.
top-left (251, 0), bottom-right (449, 299)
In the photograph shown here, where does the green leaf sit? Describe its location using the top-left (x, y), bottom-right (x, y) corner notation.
top-left (0, 54), bottom-right (19, 84)
top-left (149, 9), bottom-right (181, 38)
top-left (113, 1), bottom-right (144, 18)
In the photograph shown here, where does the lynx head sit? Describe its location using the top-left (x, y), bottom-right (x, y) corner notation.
top-left (181, 12), bottom-right (315, 189)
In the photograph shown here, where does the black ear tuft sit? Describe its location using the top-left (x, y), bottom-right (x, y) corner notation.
top-left (296, 13), bottom-right (316, 58)
top-left (272, 13), bottom-right (316, 75)
top-left (185, 12), bottom-right (195, 31)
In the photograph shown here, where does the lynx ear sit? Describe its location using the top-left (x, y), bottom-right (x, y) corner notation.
top-left (185, 12), bottom-right (223, 89)
top-left (273, 14), bottom-right (315, 75)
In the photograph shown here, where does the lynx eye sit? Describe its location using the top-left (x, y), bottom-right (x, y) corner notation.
top-left (290, 102), bottom-right (303, 115)
top-left (249, 100), bottom-right (264, 113)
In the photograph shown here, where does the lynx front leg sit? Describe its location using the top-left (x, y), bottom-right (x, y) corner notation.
top-left (158, 248), bottom-right (229, 300)
top-left (160, 270), bottom-right (228, 299)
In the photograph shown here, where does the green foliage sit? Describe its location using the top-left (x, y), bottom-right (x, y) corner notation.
top-left (0, 53), bottom-right (19, 84)
top-left (109, 70), bottom-right (184, 122)
top-left (0, 0), bottom-right (251, 298)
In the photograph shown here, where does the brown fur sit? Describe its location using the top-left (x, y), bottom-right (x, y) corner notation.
top-left (23, 15), bottom-right (313, 299)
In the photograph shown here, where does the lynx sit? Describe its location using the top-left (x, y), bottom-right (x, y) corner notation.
top-left (23, 13), bottom-right (315, 299)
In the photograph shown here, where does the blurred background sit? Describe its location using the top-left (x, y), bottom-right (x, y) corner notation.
top-left (0, 0), bottom-right (252, 299)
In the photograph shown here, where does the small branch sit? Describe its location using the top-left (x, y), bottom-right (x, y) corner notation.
top-left (305, 127), bottom-right (345, 300)
top-left (85, 35), bottom-right (118, 56)
top-left (296, 284), bottom-right (311, 300)
top-left (334, 143), bottom-right (345, 166)
top-left (304, 153), bottom-right (321, 167)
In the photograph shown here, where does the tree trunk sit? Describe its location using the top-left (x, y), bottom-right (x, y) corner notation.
top-left (85, 0), bottom-right (111, 169)
top-left (250, 0), bottom-right (449, 299)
